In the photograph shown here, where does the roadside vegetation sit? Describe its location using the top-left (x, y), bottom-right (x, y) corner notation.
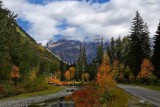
top-left (122, 83), bottom-right (160, 91)
top-left (137, 85), bottom-right (160, 91)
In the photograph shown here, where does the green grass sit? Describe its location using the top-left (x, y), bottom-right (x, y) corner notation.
top-left (0, 85), bottom-right (63, 101)
top-left (108, 88), bottom-right (128, 107)
top-left (113, 87), bottom-right (153, 107)
top-left (137, 84), bottom-right (160, 91)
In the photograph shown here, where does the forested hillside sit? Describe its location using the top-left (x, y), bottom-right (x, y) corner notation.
top-left (0, 1), bottom-right (64, 98)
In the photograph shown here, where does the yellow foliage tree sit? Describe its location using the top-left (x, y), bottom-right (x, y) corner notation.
top-left (69, 67), bottom-right (76, 80)
top-left (64, 71), bottom-right (71, 81)
top-left (30, 68), bottom-right (37, 80)
top-left (82, 73), bottom-right (90, 82)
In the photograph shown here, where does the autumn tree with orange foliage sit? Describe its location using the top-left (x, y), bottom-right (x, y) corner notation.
top-left (137, 59), bottom-right (156, 84)
top-left (64, 71), bottom-right (71, 81)
top-left (97, 54), bottom-right (116, 88)
top-left (97, 54), bottom-right (116, 104)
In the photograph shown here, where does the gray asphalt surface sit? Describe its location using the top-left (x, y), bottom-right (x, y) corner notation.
top-left (118, 84), bottom-right (160, 107)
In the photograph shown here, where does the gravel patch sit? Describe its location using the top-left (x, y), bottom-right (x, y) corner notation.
top-left (0, 86), bottom-right (78, 107)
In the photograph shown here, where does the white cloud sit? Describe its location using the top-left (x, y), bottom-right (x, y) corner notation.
top-left (3, 0), bottom-right (160, 44)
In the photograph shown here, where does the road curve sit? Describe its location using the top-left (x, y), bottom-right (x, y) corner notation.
top-left (118, 84), bottom-right (160, 107)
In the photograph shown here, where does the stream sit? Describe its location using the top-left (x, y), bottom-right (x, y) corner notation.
top-left (29, 97), bottom-right (75, 107)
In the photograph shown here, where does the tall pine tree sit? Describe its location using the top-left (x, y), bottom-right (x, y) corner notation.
top-left (115, 36), bottom-right (123, 62)
top-left (96, 38), bottom-right (104, 66)
top-left (82, 45), bottom-right (88, 72)
top-left (152, 21), bottom-right (160, 78)
top-left (128, 11), bottom-right (151, 76)
top-left (76, 44), bottom-right (88, 80)
top-left (141, 23), bottom-right (151, 58)
top-left (76, 44), bottom-right (82, 80)
top-left (107, 37), bottom-right (115, 64)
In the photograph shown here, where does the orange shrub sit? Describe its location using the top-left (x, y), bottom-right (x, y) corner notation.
top-left (48, 76), bottom-right (61, 85)
top-left (72, 83), bottom-right (101, 107)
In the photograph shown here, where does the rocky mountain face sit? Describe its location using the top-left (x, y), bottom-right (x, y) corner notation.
top-left (46, 38), bottom-right (109, 64)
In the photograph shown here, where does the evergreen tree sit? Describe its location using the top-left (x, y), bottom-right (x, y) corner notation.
top-left (115, 36), bottom-right (123, 62)
top-left (59, 61), bottom-right (67, 80)
top-left (88, 60), bottom-right (97, 80)
top-left (107, 36), bottom-right (124, 64)
top-left (141, 23), bottom-right (151, 58)
top-left (82, 45), bottom-right (88, 72)
top-left (96, 39), bottom-right (104, 66)
top-left (128, 11), bottom-right (151, 76)
top-left (76, 44), bottom-right (83, 80)
top-left (152, 21), bottom-right (160, 78)
top-left (122, 36), bottom-right (130, 66)
top-left (87, 38), bottom-right (104, 80)
top-left (76, 44), bottom-right (88, 80)
top-left (107, 37), bottom-right (115, 64)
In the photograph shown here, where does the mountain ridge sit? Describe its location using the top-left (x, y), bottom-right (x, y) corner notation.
top-left (46, 38), bottom-right (109, 64)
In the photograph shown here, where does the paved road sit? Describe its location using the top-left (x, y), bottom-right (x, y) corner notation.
top-left (118, 84), bottom-right (160, 107)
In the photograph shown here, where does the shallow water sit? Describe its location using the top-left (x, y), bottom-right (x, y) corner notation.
top-left (29, 97), bottom-right (75, 107)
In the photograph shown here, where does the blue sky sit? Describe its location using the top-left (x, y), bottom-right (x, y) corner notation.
top-left (27, 0), bottom-right (110, 4)
top-left (3, 0), bottom-right (160, 45)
